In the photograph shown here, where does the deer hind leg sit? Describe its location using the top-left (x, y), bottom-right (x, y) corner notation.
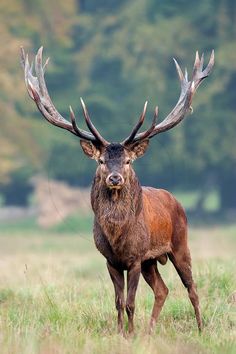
top-left (168, 249), bottom-right (202, 332)
top-left (141, 260), bottom-right (169, 333)
top-left (107, 262), bottom-right (125, 335)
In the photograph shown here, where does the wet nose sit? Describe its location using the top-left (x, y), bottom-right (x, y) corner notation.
top-left (108, 173), bottom-right (122, 185)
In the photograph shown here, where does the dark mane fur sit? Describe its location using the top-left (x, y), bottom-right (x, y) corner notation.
top-left (91, 167), bottom-right (142, 247)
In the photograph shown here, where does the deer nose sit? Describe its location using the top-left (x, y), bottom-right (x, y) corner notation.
top-left (107, 173), bottom-right (124, 186)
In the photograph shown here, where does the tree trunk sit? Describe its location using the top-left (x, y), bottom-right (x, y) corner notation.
top-left (218, 171), bottom-right (236, 211)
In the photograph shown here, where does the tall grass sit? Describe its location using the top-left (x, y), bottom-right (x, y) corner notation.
top-left (0, 225), bottom-right (235, 354)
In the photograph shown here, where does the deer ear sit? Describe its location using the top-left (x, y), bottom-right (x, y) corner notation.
top-left (80, 140), bottom-right (101, 160)
top-left (129, 139), bottom-right (149, 160)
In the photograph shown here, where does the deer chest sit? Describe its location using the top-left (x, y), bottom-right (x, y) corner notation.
top-left (93, 218), bottom-right (149, 268)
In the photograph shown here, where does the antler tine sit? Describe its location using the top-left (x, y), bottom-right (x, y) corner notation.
top-left (122, 101), bottom-right (148, 145)
top-left (21, 47), bottom-right (108, 144)
top-left (192, 49), bottom-right (214, 90)
top-left (173, 58), bottom-right (184, 82)
top-left (191, 51), bottom-right (201, 81)
top-left (124, 51), bottom-right (214, 143)
top-left (173, 58), bottom-right (189, 102)
top-left (202, 49), bottom-right (214, 78)
top-left (200, 53), bottom-right (204, 71)
top-left (20, 46), bottom-right (26, 68)
top-left (69, 105), bottom-right (92, 138)
top-left (69, 105), bottom-right (77, 130)
top-left (35, 47), bottom-right (46, 96)
top-left (23, 53), bottom-right (39, 101)
top-left (80, 98), bottom-right (109, 146)
top-left (131, 106), bottom-right (159, 143)
top-left (43, 57), bottom-right (50, 72)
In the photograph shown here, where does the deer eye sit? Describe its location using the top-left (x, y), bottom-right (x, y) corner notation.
top-left (99, 159), bottom-right (104, 165)
top-left (126, 159), bottom-right (131, 165)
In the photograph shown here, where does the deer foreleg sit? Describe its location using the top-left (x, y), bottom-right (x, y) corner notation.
top-left (107, 262), bottom-right (125, 334)
top-left (126, 262), bottom-right (141, 334)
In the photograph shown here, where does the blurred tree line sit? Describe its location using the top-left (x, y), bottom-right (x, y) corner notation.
top-left (0, 0), bottom-right (235, 212)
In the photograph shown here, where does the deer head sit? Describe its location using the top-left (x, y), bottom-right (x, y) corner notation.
top-left (21, 47), bottom-right (214, 190)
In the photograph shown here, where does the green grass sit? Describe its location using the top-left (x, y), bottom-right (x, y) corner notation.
top-left (0, 225), bottom-right (235, 353)
top-left (51, 213), bottom-right (93, 234)
top-left (0, 217), bottom-right (40, 234)
top-left (0, 213), bottom-right (93, 235)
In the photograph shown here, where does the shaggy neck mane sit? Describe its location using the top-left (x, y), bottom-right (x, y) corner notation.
top-left (91, 168), bottom-right (142, 242)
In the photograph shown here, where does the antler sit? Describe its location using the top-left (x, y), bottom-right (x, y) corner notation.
top-left (21, 47), bottom-right (109, 146)
top-left (122, 101), bottom-right (148, 145)
top-left (122, 50), bottom-right (214, 145)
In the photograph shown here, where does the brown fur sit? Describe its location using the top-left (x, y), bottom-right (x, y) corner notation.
top-left (90, 158), bottom-right (202, 334)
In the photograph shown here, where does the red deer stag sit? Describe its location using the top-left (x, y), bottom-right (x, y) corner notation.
top-left (21, 47), bottom-right (214, 335)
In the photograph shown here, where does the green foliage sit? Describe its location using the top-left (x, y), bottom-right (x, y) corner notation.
top-left (1, 0), bottom-right (236, 209)
top-left (46, 140), bottom-right (94, 186)
top-left (0, 165), bottom-right (34, 205)
top-left (173, 190), bottom-right (220, 211)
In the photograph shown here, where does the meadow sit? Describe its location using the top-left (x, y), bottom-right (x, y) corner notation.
top-left (0, 218), bottom-right (235, 354)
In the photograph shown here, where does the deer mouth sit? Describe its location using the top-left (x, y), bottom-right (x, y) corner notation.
top-left (108, 184), bottom-right (122, 190)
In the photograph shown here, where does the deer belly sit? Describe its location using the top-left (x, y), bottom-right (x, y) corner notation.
top-left (142, 214), bottom-right (173, 261)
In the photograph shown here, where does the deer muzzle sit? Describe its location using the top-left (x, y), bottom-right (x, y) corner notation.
top-left (106, 173), bottom-right (124, 189)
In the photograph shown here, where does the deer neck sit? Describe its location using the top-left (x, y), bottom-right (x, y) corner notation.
top-left (91, 169), bottom-right (143, 241)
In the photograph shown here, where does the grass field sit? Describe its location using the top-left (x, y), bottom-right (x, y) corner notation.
top-left (0, 221), bottom-right (235, 354)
